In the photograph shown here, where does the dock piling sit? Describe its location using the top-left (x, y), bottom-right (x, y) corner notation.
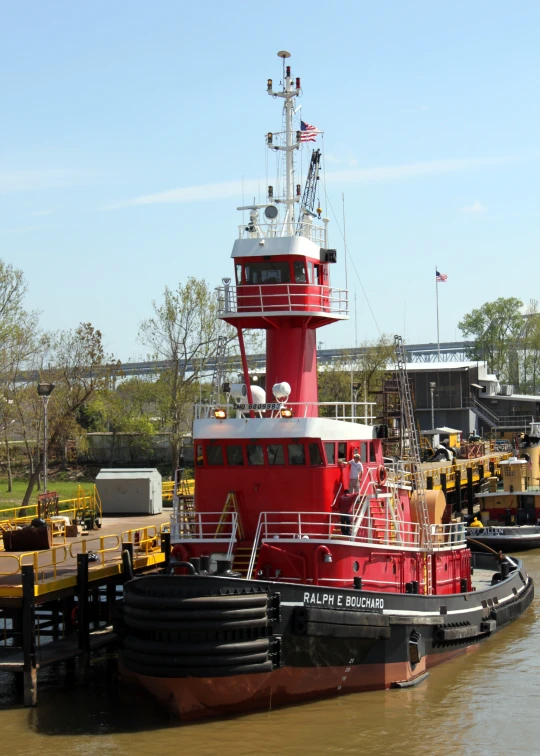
top-left (22, 565), bottom-right (37, 706)
top-left (77, 553), bottom-right (90, 684)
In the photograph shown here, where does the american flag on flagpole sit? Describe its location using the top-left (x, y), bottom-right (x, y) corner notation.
top-left (300, 121), bottom-right (320, 142)
top-left (436, 270), bottom-right (448, 282)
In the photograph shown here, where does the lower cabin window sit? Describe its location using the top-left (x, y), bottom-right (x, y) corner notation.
top-left (247, 444), bottom-right (264, 465)
top-left (337, 442), bottom-right (347, 461)
top-left (288, 443), bottom-right (305, 465)
top-left (324, 442), bottom-right (336, 464)
top-left (226, 445), bottom-right (244, 466)
top-left (267, 444), bottom-right (285, 465)
top-left (207, 444), bottom-right (224, 466)
top-left (309, 443), bottom-right (323, 465)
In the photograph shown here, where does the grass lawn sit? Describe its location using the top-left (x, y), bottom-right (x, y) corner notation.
top-left (0, 479), bottom-right (96, 512)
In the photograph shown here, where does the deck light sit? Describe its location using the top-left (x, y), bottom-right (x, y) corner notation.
top-left (280, 408), bottom-right (293, 418)
top-left (213, 409), bottom-right (227, 420)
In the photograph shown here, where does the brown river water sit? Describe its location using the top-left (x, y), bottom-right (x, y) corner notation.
top-left (1, 552), bottom-right (539, 756)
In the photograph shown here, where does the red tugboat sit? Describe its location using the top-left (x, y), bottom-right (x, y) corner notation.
top-left (118, 52), bottom-right (533, 721)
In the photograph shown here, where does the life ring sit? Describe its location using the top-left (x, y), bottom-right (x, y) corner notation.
top-left (376, 465), bottom-right (388, 485)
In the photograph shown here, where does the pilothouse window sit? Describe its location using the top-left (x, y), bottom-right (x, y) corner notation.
top-left (309, 443), bottom-right (323, 465)
top-left (206, 444), bottom-right (224, 466)
top-left (293, 261), bottom-right (307, 283)
top-left (247, 444), bottom-right (264, 465)
top-left (288, 443), bottom-right (305, 465)
top-left (267, 444), bottom-right (285, 465)
top-left (324, 442), bottom-right (336, 464)
top-left (244, 261), bottom-right (291, 285)
top-left (226, 445), bottom-right (244, 466)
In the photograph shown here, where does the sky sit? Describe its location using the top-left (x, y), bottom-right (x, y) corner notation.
top-left (1, 1), bottom-right (539, 361)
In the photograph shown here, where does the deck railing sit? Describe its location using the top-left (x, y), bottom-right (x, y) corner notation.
top-left (246, 511), bottom-right (466, 578)
top-left (170, 510), bottom-right (238, 560)
top-left (217, 283), bottom-right (348, 318)
top-left (193, 400), bottom-right (376, 424)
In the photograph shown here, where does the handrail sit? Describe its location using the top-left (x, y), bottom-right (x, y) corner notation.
top-left (217, 283), bottom-right (348, 317)
top-left (69, 534), bottom-right (121, 566)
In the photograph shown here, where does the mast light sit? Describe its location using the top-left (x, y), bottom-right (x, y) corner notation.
top-left (268, 185), bottom-right (273, 198)
top-left (267, 132), bottom-right (273, 144)
top-left (296, 130), bottom-right (301, 143)
top-left (296, 184), bottom-right (301, 196)
top-left (286, 65), bottom-right (291, 78)
top-left (267, 78), bottom-right (273, 91)
top-left (296, 77), bottom-right (301, 90)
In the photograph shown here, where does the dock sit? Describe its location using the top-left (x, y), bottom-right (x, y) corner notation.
top-left (0, 512), bottom-right (170, 706)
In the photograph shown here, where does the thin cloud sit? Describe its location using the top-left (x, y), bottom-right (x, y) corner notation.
top-left (460, 200), bottom-right (487, 214)
top-left (0, 169), bottom-right (88, 193)
top-left (108, 154), bottom-right (531, 209)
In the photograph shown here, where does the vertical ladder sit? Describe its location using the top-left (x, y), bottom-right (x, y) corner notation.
top-left (394, 335), bottom-right (433, 594)
top-left (210, 335), bottom-right (228, 406)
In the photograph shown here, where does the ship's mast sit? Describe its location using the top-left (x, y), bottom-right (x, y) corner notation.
top-left (267, 51), bottom-right (301, 237)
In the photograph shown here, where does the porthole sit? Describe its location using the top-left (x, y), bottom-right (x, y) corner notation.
top-left (353, 561), bottom-right (359, 573)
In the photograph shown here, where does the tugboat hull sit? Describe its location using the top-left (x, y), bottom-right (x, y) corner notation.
top-left (467, 526), bottom-right (540, 552)
top-left (118, 555), bottom-right (533, 722)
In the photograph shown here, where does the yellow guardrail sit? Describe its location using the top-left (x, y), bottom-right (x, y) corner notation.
top-left (162, 479), bottom-right (195, 500)
top-left (69, 534), bottom-right (121, 566)
top-left (122, 526), bottom-right (160, 555)
top-left (0, 485), bottom-right (101, 528)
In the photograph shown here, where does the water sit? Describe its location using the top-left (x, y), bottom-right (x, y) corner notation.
top-left (1, 554), bottom-right (539, 756)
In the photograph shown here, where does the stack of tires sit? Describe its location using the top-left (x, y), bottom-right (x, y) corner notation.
top-left (121, 576), bottom-right (274, 678)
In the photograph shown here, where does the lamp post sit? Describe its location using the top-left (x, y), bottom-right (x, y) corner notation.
top-left (430, 382), bottom-right (436, 429)
top-left (37, 383), bottom-right (55, 492)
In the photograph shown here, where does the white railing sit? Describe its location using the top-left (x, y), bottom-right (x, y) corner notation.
top-left (217, 283), bottom-right (348, 318)
top-left (237, 221), bottom-right (325, 245)
top-left (247, 512), bottom-right (466, 578)
top-left (170, 510), bottom-right (238, 560)
top-left (193, 400), bottom-right (376, 424)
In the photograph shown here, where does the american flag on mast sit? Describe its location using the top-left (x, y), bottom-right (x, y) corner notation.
top-left (436, 270), bottom-right (448, 282)
top-left (300, 120), bottom-right (320, 142)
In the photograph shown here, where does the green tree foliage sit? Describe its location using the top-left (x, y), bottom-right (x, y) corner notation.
top-left (21, 323), bottom-right (120, 506)
top-left (318, 336), bottom-right (394, 419)
top-left (139, 278), bottom-right (232, 473)
top-left (458, 297), bottom-right (524, 380)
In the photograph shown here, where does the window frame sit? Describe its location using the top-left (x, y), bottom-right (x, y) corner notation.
top-left (206, 443), bottom-right (225, 466)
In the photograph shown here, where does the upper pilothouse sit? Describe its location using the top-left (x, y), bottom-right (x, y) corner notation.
top-left (216, 52), bottom-right (348, 413)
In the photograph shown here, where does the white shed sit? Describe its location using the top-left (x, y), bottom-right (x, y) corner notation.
top-left (96, 468), bottom-right (163, 515)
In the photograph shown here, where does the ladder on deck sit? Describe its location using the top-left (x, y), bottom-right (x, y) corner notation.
top-left (394, 335), bottom-right (433, 594)
top-left (216, 492), bottom-right (244, 540)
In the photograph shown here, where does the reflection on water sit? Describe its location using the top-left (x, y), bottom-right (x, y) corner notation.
top-left (1, 553), bottom-right (539, 756)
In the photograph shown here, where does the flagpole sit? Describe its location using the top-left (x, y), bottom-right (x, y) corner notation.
top-left (436, 266), bottom-right (440, 360)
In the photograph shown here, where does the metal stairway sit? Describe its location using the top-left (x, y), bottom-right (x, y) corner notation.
top-left (468, 395), bottom-right (498, 429)
top-left (394, 335), bottom-right (433, 594)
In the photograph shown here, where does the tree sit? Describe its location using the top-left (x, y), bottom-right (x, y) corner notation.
top-left (458, 297), bottom-right (524, 380)
top-left (21, 323), bottom-right (120, 506)
top-left (318, 336), bottom-right (394, 420)
top-left (0, 260), bottom-right (42, 491)
top-left (139, 278), bottom-right (232, 474)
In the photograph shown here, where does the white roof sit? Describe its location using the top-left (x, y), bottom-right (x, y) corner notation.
top-left (422, 426), bottom-right (462, 435)
top-left (194, 417), bottom-right (375, 441)
top-left (231, 235), bottom-right (321, 260)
